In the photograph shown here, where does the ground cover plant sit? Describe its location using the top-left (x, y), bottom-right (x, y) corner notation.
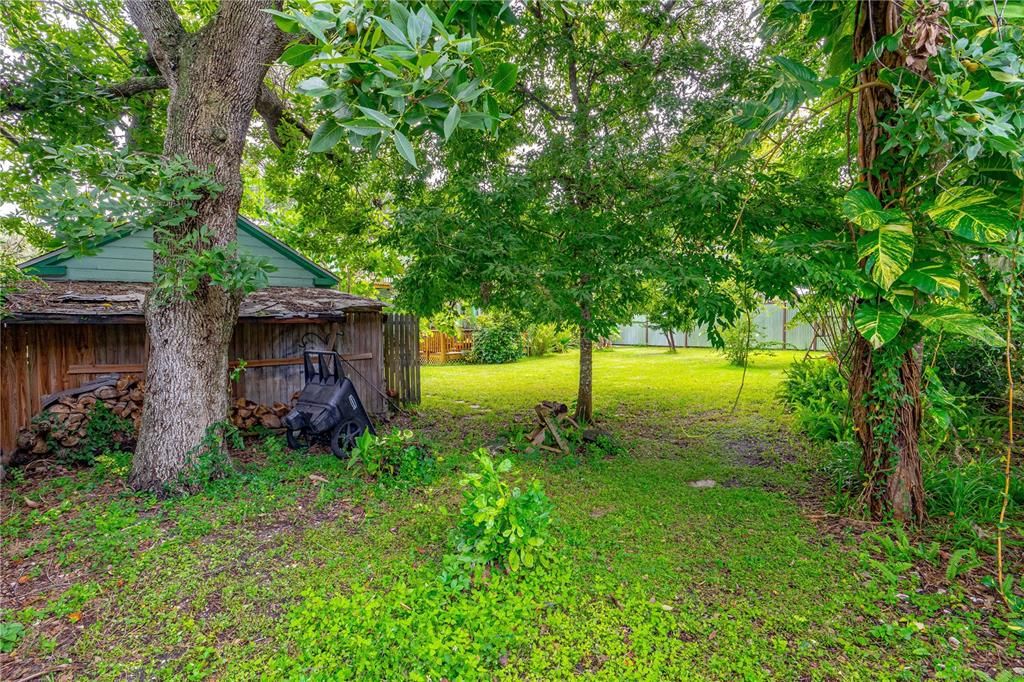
top-left (2, 348), bottom-right (1021, 680)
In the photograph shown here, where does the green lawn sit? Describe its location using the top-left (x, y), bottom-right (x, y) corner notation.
top-left (1, 347), bottom-right (1017, 680)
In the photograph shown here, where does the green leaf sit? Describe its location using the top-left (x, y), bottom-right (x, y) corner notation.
top-left (507, 547), bottom-right (520, 572)
top-left (356, 106), bottom-right (395, 129)
top-left (309, 119), bottom-right (345, 153)
top-left (855, 215), bottom-right (915, 290)
top-left (443, 104), bottom-right (461, 140)
top-left (911, 304), bottom-right (1005, 346)
top-left (492, 63), bottom-right (518, 93)
top-left (264, 9), bottom-right (300, 33)
top-left (924, 187), bottom-right (1013, 244)
top-left (280, 43), bottom-right (319, 67)
top-left (896, 261), bottom-right (960, 297)
top-left (392, 130), bottom-right (417, 168)
top-left (374, 16), bottom-right (412, 48)
top-left (842, 189), bottom-right (884, 229)
top-left (854, 301), bottom-right (905, 348)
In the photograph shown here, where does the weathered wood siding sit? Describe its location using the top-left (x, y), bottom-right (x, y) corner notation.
top-left (53, 228), bottom-right (320, 287)
top-left (0, 314), bottom-right (385, 456)
top-left (383, 313), bottom-right (421, 405)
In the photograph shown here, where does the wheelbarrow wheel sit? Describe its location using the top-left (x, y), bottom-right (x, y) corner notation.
top-left (329, 421), bottom-right (363, 459)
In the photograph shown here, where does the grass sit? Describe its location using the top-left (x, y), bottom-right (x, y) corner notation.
top-left (1, 347), bottom-right (1019, 680)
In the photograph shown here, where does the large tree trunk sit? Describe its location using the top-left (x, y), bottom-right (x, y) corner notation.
top-left (127, 1), bottom-right (285, 492)
top-left (850, 0), bottom-right (925, 524)
top-left (849, 336), bottom-right (926, 523)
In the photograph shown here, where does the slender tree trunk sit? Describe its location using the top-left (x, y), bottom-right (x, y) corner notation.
top-left (127, 1), bottom-right (286, 492)
top-left (850, 0), bottom-right (926, 524)
top-left (665, 329), bottom-right (676, 353)
top-left (576, 324), bottom-right (593, 424)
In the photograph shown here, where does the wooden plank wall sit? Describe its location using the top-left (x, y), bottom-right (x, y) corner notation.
top-left (383, 313), bottom-right (420, 405)
top-left (0, 314), bottom-right (386, 456)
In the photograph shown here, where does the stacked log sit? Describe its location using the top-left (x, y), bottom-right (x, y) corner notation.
top-left (14, 375), bottom-right (294, 463)
top-left (230, 397), bottom-right (292, 431)
top-left (16, 375), bottom-right (145, 457)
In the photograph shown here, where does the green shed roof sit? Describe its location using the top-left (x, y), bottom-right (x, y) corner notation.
top-left (19, 216), bottom-right (339, 289)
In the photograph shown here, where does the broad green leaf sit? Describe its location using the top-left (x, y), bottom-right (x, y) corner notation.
top-left (842, 189), bottom-right (884, 229)
top-left (280, 43), bottom-right (319, 67)
top-left (885, 285), bottom-right (916, 317)
top-left (854, 301), bottom-right (904, 348)
top-left (443, 104), bottom-right (461, 140)
top-left (296, 76), bottom-right (328, 93)
top-left (309, 119), bottom-right (344, 153)
top-left (392, 130), bottom-right (417, 168)
top-left (374, 16), bottom-right (412, 48)
top-left (855, 215), bottom-right (915, 290)
top-left (492, 63), bottom-right (518, 93)
top-left (896, 261), bottom-right (960, 297)
top-left (924, 187), bottom-right (1013, 244)
top-left (911, 304), bottom-right (1005, 346)
top-left (507, 547), bottom-right (520, 572)
top-left (264, 9), bottom-right (300, 33)
top-left (356, 106), bottom-right (395, 129)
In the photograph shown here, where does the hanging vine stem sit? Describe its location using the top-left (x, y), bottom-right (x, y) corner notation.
top-left (996, 190), bottom-right (1022, 606)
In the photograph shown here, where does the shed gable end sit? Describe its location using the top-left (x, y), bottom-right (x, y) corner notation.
top-left (21, 219), bottom-right (338, 288)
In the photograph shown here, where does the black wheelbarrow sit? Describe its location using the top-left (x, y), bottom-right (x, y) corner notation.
top-left (283, 351), bottom-right (375, 458)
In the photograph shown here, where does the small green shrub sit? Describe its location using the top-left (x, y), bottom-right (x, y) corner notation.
top-left (445, 451), bottom-right (553, 586)
top-left (348, 428), bottom-right (435, 488)
top-left (779, 360), bottom-right (852, 442)
top-left (0, 621), bottom-right (25, 653)
top-left (719, 313), bottom-right (771, 366)
top-left (173, 421), bottom-right (242, 493)
top-left (468, 318), bottom-right (523, 364)
top-left (42, 402), bottom-right (135, 465)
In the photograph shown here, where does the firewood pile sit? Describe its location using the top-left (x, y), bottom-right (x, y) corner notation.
top-left (15, 375), bottom-right (145, 456)
top-left (229, 396), bottom-right (294, 431)
top-left (14, 374), bottom-right (294, 462)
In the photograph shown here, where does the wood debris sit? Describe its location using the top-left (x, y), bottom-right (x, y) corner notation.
top-left (527, 401), bottom-right (575, 454)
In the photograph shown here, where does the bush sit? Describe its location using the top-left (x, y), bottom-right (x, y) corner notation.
top-left (523, 323), bottom-right (557, 357)
top-left (468, 318), bottom-right (523, 364)
top-left (445, 451), bottom-right (553, 584)
top-left (348, 428), bottom-right (435, 488)
top-left (779, 360), bottom-right (852, 442)
top-left (930, 334), bottom-right (1008, 409)
top-left (719, 313), bottom-right (770, 366)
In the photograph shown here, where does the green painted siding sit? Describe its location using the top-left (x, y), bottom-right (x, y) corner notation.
top-left (52, 228), bottom-right (320, 288)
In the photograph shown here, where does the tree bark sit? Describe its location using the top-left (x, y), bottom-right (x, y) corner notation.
top-left (126, 0), bottom-right (287, 493)
top-left (576, 324), bottom-right (594, 424)
top-left (850, 0), bottom-right (926, 524)
top-left (665, 329), bottom-right (676, 353)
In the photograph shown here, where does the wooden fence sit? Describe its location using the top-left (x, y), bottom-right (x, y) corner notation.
top-left (383, 313), bottom-right (421, 405)
top-left (0, 313), bottom-right (390, 457)
top-left (420, 329), bottom-right (474, 364)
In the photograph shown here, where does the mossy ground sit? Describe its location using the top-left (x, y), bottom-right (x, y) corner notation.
top-left (1, 347), bottom-right (1019, 680)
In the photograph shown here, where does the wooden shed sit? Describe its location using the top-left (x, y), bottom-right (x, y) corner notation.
top-left (1, 217), bottom-right (420, 460)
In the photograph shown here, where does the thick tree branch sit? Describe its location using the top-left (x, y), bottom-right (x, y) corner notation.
top-left (125, 0), bottom-right (186, 86)
top-left (0, 121), bottom-right (21, 147)
top-left (103, 75), bottom-right (168, 99)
